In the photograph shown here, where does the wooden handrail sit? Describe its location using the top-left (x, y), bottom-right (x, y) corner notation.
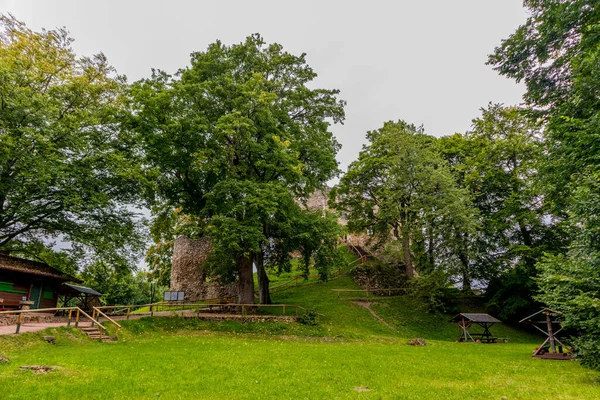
top-left (93, 307), bottom-right (122, 336)
top-left (331, 288), bottom-right (405, 299)
top-left (228, 304), bottom-right (325, 318)
top-left (0, 306), bottom-right (106, 335)
top-left (95, 297), bottom-right (236, 312)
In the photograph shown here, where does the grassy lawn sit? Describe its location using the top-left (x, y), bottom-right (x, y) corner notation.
top-left (1, 272), bottom-right (599, 399)
top-left (1, 327), bottom-right (599, 399)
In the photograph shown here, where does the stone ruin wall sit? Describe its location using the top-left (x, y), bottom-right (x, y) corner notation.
top-left (169, 236), bottom-right (238, 302)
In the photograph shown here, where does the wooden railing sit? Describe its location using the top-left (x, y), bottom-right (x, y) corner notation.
top-left (223, 303), bottom-right (324, 318)
top-left (92, 307), bottom-right (122, 336)
top-left (0, 307), bottom-right (108, 337)
top-left (96, 296), bottom-right (236, 317)
top-left (331, 288), bottom-right (406, 300)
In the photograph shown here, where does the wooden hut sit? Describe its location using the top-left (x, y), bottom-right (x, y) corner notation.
top-left (0, 254), bottom-right (82, 310)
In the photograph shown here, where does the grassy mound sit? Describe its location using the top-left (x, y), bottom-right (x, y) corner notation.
top-left (0, 269), bottom-right (598, 399)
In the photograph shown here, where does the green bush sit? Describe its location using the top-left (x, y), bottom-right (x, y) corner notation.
top-left (298, 309), bottom-right (320, 326)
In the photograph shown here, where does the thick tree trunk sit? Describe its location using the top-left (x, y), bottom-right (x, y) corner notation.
top-left (236, 254), bottom-right (255, 305)
top-left (255, 250), bottom-right (271, 304)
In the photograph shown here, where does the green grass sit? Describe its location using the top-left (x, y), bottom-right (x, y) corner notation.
top-left (1, 272), bottom-right (599, 399)
top-left (1, 327), bottom-right (599, 399)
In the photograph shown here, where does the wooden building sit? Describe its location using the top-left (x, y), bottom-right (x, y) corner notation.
top-left (0, 254), bottom-right (82, 310)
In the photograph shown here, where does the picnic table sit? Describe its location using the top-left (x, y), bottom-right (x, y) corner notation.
top-left (450, 313), bottom-right (506, 343)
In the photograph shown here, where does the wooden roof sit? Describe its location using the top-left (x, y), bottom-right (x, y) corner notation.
top-left (0, 254), bottom-right (81, 283)
top-left (450, 313), bottom-right (501, 323)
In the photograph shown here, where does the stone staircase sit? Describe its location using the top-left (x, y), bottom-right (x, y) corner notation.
top-left (79, 326), bottom-right (116, 343)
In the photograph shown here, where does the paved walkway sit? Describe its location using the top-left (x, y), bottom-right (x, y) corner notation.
top-left (0, 308), bottom-right (294, 335)
top-left (0, 310), bottom-right (195, 336)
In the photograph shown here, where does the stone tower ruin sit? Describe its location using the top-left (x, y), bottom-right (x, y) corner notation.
top-left (169, 236), bottom-right (237, 302)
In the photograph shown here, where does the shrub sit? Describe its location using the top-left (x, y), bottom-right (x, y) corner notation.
top-left (298, 309), bottom-right (320, 326)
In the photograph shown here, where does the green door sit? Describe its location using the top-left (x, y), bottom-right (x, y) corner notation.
top-left (29, 279), bottom-right (43, 309)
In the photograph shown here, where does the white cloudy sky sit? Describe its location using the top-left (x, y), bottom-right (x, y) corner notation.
top-left (1, 0), bottom-right (527, 174)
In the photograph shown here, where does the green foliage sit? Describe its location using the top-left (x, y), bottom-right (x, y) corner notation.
top-left (81, 262), bottom-right (152, 306)
top-left (439, 105), bottom-right (563, 319)
top-left (489, 0), bottom-right (600, 369)
top-left (351, 259), bottom-right (406, 290)
top-left (537, 173), bottom-right (600, 370)
top-left (130, 34), bottom-right (345, 301)
top-left (0, 15), bottom-right (145, 271)
top-left (297, 309), bottom-right (320, 326)
top-left (407, 270), bottom-right (454, 313)
top-left (333, 120), bottom-right (478, 279)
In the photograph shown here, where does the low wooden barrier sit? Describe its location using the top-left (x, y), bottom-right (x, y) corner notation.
top-left (0, 307), bottom-right (110, 337)
top-left (223, 304), bottom-right (324, 318)
top-left (331, 288), bottom-right (406, 300)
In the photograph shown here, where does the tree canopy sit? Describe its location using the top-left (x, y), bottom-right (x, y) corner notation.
top-left (490, 0), bottom-right (600, 369)
top-left (332, 120), bottom-right (477, 281)
top-left (130, 34), bottom-right (345, 303)
top-left (0, 15), bottom-right (145, 271)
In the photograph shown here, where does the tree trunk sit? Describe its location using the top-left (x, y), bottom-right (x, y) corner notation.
top-left (518, 222), bottom-right (535, 268)
top-left (236, 254), bottom-right (255, 305)
top-left (255, 250), bottom-right (271, 304)
top-left (458, 251), bottom-right (472, 293)
top-left (402, 231), bottom-right (415, 278)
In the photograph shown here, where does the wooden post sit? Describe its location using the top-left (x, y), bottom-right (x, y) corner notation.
top-left (283, 305), bottom-right (286, 316)
top-left (126, 307), bottom-right (131, 320)
top-left (150, 304), bottom-right (154, 317)
top-left (16, 312), bottom-right (22, 334)
top-left (242, 305), bottom-right (246, 316)
top-left (295, 306), bottom-right (299, 317)
top-left (67, 309), bottom-right (72, 327)
top-left (546, 311), bottom-right (556, 353)
top-left (75, 309), bottom-right (80, 328)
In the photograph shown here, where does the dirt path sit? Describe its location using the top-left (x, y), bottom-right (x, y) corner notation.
top-left (353, 301), bottom-right (398, 332)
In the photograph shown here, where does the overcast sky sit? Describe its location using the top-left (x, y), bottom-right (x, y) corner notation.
top-left (1, 0), bottom-right (527, 175)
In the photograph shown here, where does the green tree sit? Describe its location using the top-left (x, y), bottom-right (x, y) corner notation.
top-left (440, 105), bottom-right (563, 318)
top-left (332, 120), bottom-right (477, 281)
top-left (489, 0), bottom-right (600, 368)
top-left (130, 35), bottom-right (345, 304)
top-left (0, 15), bottom-right (145, 270)
top-left (82, 262), bottom-right (152, 306)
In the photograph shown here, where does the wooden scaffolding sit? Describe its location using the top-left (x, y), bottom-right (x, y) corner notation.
top-left (519, 308), bottom-right (572, 360)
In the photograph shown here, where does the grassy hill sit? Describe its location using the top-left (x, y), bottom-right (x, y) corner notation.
top-left (1, 267), bottom-right (598, 399)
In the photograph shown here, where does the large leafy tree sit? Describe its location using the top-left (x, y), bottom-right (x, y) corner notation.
top-left (0, 15), bottom-right (145, 270)
top-left (489, 0), bottom-right (600, 367)
top-left (440, 105), bottom-right (563, 318)
top-left (130, 35), bottom-right (345, 304)
top-left (332, 120), bottom-right (477, 281)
